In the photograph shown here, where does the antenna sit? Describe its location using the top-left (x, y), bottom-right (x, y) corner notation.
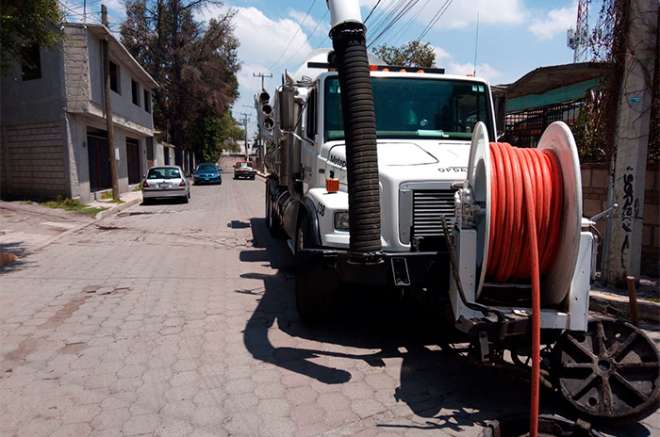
top-left (472, 10), bottom-right (479, 76)
top-left (567, 0), bottom-right (590, 63)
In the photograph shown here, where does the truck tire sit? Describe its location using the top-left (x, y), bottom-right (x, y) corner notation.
top-left (295, 214), bottom-right (339, 323)
top-left (265, 182), bottom-right (285, 239)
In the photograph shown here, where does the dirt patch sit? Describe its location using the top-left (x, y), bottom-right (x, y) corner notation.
top-left (3, 337), bottom-right (39, 365)
top-left (38, 294), bottom-right (89, 330)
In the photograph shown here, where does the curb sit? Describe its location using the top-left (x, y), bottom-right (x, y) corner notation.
top-left (590, 290), bottom-right (660, 324)
top-left (3, 197), bottom-right (142, 257)
top-left (95, 197), bottom-right (142, 220)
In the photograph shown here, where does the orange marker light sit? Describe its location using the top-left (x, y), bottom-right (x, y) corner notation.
top-left (326, 178), bottom-right (340, 193)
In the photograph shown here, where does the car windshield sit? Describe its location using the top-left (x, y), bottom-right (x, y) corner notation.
top-left (324, 77), bottom-right (494, 141)
top-left (147, 167), bottom-right (181, 179)
top-left (239, 163), bottom-right (249, 168)
top-left (196, 164), bottom-right (217, 173)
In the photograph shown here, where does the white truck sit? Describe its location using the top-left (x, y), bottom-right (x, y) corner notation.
top-left (258, 1), bottom-right (659, 427)
top-left (262, 50), bottom-right (496, 320)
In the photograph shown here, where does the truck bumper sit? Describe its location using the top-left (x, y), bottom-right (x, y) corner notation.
top-left (297, 248), bottom-right (450, 291)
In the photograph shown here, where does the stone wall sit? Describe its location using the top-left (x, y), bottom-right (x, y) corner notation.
top-left (1, 122), bottom-right (68, 200)
top-left (581, 162), bottom-right (660, 276)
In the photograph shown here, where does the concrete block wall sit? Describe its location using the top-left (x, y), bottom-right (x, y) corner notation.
top-left (1, 122), bottom-right (68, 200)
top-left (581, 162), bottom-right (660, 276)
top-left (63, 26), bottom-right (90, 113)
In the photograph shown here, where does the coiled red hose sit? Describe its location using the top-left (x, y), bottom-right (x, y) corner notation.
top-left (486, 142), bottom-right (564, 437)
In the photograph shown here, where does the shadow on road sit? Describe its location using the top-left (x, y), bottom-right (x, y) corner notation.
top-left (239, 217), bottom-right (652, 435)
top-left (0, 242), bottom-right (30, 273)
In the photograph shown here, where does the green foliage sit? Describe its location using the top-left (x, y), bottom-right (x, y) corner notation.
top-left (0, 0), bottom-right (62, 74)
top-left (373, 41), bottom-right (436, 68)
top-left (120, 1), bottom-right (240, 159)
top-left (42, 197), bottom-right (107, 217)
top-left (191, 110), bottom-right (245, 162)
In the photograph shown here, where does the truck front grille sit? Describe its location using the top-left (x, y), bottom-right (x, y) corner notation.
top-left (412, 189), bottom-right (456, 238)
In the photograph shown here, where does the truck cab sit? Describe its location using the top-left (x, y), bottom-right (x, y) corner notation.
top-left (303, 69), bottom-right (496, 252)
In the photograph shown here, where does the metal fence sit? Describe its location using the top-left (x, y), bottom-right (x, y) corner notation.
top-left (502, 101), bottom-right (582, 148)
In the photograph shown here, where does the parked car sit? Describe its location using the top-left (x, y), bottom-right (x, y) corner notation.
top-left (193, 162), bottom-right (222, 185)
top-left (142, 166), bottom-right (190, 203)
top-left (233, 161), bottom-right (256, 180)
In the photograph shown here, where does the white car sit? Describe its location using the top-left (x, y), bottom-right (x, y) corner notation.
top-left (142, 165), bottom-right (190, 203)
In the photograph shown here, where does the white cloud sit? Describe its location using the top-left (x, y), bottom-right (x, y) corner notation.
top-left (433, 46), bottom-right (451, 62)
top-left (431, 46), bottom-right (501, 83)
top-left (199, 5), bottom-right (312, 70)
top-left (288, 9), bottom-right (329, 36)
top-left (197, 5), bottom-right (317, 135)
top-left (528, 2), bottom-right (577, 40)
top-left (446, 61), bottom-right (502, 83)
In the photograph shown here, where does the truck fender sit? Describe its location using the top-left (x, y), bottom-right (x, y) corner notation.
top-left (299, 197), bottom-right (322, 248)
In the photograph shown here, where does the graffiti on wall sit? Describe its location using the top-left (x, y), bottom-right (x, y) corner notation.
top-left (619, 166), bottom-right (641, 271)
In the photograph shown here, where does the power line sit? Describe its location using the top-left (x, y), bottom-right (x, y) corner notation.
top-left (364, 0), bottom-right (384, 23)
top-left (268, 0), bottom-right (318, 72)
top-left (367, 0), bottom-right (406, 41)
top-left (384, 0), bottom-right (433, 46)
top-left (368, 0), bottom-right (422, 48)
top-left (415, 0), bottom-right (452, 42)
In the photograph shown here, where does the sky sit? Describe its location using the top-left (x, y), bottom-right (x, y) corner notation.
top-left (60, 0), bottom-right (598, 136)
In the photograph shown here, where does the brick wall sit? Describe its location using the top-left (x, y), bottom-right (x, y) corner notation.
top-left (63, 26), bottom-right (90, 113)
top-left (1, 122), bottom-right (68, 200)
top-left (582, 162), bottom-right (660, 276)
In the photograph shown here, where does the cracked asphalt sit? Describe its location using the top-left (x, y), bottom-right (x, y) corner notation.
top-left (0, 165), bottom-right (657, 436)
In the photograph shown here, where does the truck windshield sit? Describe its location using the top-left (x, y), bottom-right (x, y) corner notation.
top-left (324, 77), bottom-right (493, 141)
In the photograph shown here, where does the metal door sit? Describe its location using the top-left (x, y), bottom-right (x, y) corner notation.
top-left (126, 138), bottom-right (141, 184)
top-left (87, 132), bottom-right (112, 192)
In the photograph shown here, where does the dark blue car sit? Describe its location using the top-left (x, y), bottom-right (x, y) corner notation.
top-left (193, 163), bottom-right (222, 185)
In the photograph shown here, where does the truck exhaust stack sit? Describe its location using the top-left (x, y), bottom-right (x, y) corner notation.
top-left (327, 0), bottom-right (382, 261)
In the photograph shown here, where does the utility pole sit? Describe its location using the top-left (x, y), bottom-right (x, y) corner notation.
top-left (239, 112), bottom-right (250, 161)
top-left (101, 5), bottom-right (120, 201)
top-left (252, 72), bottom-right (273, 91)
top-left (605, 0), bottom-right (658, 285)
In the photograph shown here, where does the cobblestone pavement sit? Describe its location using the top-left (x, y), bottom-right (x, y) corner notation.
top-left (0, 172), bottom-right (657, 436)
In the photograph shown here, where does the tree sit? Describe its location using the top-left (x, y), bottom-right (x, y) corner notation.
top-left (0, 0), bottom-right (61, 74)
top-left (191, 110), bottom-right (244, 162)
top-left (373, 41), bottom-right (436, 68)
top-left (120, 0), bottom-right (239, 160)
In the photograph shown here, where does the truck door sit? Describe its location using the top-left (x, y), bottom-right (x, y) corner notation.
top-left (301, 86), bottom-right (318, 192)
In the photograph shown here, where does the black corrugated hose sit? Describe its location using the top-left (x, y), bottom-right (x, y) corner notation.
top-left (330, 22), bottom-right (382, 262)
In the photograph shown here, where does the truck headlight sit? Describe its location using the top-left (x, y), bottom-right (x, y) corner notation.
top-left (334, 211), bottom-right (349, 231)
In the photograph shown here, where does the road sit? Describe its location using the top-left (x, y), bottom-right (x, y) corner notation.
top-left (0, 168), bottom-right (657, 436)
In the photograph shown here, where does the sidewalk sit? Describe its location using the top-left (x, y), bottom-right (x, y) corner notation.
top-left (590, 287), bottom-right (660, 324)
top-left (0, 192), bottom-right (142, 265)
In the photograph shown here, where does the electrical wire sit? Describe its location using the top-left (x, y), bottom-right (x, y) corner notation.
top-left (268, 0), bottom-right (318, 72)
top-left (415, 0), bottom-right (452, 42)
top-left (364, 0), bottom-right (384, 24)
top-left (384, 0), bottom-right (433, 46)
top-left (368, 0), bottom-right (422, 48)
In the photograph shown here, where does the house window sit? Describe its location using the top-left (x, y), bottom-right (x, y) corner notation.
top-left (131, 79), bottom-right (140, 105)
top-left (21, 44), bottom-right (42, 81)
top-left (109, 61), bottom-right (120, 94)
top-left (144, 90), bottom-right (151, 113)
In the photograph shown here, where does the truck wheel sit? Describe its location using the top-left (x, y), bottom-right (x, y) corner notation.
top-left (295, 215), bottom-right (338, 323)
top-left (265, 182), bottom-right (285, 239)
